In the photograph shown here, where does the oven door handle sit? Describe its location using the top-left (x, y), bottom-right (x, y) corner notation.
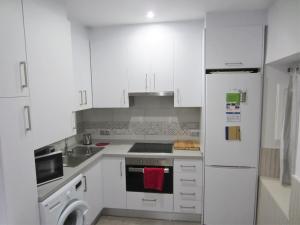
top-left (128, 167), bottom-right (170, 174)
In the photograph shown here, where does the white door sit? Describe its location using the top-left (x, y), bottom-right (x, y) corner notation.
top-left (204, 167), bottom-right (257, 225)
top-left (91, 27), bottom-right (129, 108)
top-left (23, 0), bottom-right (76, 148)
top-left (102, 157), bottom-right (126, 208)
top-left (0, 0), bottom-right (29, 97)
top-left (205, 72), bottom-right (262, 167)
top-left (206, 26), bottom-right (264, 69)
top-left (71, 23), bottom-right (92, 111)
top-left (128, 26), bottom-right (152, 93)
top-left (150, 26), bottom-right (174, 92)
top-left (173, 21), bottom-right (203, 107)
top-left (0, 98), bottom-right (39, 225)
top-left (83, 160), bottom-right (103, 225)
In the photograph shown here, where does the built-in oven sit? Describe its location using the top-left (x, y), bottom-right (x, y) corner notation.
top-left (126, 158), bottom-right (173, 194)
top-left (35, 146), bottom-right (63, 186)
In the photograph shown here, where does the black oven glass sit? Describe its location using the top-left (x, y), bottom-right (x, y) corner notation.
top-left (126, 165), bottom-right (173, 194)
top-left (35, 153), bottom-right (63, 185)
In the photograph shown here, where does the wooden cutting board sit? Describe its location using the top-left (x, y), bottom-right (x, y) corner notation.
top-left (173, 140), bottom-right (200, 151)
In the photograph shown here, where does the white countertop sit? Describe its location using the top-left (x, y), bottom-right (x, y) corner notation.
top-left (37, 141), bottom-right (202, 202)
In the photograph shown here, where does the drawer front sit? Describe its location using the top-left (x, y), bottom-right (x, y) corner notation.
top-left (174, 174), bottom-right (202, 189)
top-left (174, 159), bottom-right (202, 174)
top-left (174, 199), bottom-right (202, 214)
top-left (174, 186), bottom-right (202, 201)
top-left (126, 192), bottom-right (173, 212)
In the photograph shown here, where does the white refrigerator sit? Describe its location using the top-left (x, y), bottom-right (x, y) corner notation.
top-left (204, 71), bottom-right (262, 225)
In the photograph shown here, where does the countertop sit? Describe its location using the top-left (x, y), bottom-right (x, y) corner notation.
top-left (37, 141), bottom-right (202, 202)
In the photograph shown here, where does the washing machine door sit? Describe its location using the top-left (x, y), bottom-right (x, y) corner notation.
top-left (57, 200), bottom-right (88, 225)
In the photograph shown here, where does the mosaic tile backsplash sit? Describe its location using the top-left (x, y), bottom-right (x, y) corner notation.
top-left (77, 96), bottom-right (201, 141)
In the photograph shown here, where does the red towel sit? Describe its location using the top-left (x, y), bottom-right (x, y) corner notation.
top-left (144, 168), bottom-right (165, 191)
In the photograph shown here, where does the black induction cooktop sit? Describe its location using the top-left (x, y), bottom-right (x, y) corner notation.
top-left (128, 143), bottom-right (173, 153)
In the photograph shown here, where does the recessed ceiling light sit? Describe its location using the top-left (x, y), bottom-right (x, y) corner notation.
top-left (146, 11), bottom-right (155, 19)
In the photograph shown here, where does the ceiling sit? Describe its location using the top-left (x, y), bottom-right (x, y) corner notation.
top-left (64, 0), bottom-right (275, 27)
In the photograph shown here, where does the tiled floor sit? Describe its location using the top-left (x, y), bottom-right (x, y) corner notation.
top-left (96, 216), bottom-right (200, 225)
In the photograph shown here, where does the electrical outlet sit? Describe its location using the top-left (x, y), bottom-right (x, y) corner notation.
top-left (99, 129), bottom-right (111, 135)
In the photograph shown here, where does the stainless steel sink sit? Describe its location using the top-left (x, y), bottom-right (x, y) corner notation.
top-left (63, 146), bottom-right (104, 167)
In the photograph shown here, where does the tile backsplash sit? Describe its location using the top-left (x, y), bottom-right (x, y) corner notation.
top-left (77, 96), bottom-right (201, 141)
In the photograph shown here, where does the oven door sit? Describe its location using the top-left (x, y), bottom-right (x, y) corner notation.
top-left (126, 165), bottom-right (173, 194)
top-left (35, 151), bottom-right (63, 185)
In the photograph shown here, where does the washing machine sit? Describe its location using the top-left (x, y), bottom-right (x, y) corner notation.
top-left (39, 174), bottom-right (88, 225)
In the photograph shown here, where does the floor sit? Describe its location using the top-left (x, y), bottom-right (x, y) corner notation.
top-left (96, 216), bottom-right (200, 225)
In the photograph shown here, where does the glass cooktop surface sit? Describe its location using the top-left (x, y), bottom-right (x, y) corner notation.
top-left (128, 143), bottom-right (173, 153)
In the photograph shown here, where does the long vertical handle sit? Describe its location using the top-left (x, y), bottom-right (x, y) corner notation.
top-left (177, 88), bottom-right (180, 105)
top-left (120, 160), bottom-right (123, 177)
top-left (83, 175), bottom-right (87, 192)
top-left (24, 106), bottom-right (32, 132)
top-left (123, 89), bottom-right (126, 105)
top-left (72, 112), bottom-right (77, 130)
top-left (79, 90), bottom-right (83, 105)
top-left (145, 74), bottom-right (148, 90)
top-left (84, 90), bottom-right (87, 105)
top-left (20, 61), bottom-right (28, 88)
top-left (153, 73), bottom-right (156, 90)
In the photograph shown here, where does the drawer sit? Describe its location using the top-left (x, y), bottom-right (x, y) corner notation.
top-left (126, 192), bottom-right (173, 212)
top-left (174, 174), bottom-right (202, 189)
top-left (174, 159), bottom-right (202, 174)
top-left (174, 199), bottom-right (202, 214)
top-left (174, 187), bottom-right (202, 201)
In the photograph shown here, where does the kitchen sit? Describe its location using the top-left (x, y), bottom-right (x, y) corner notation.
top-left (0, 0), bottom-right (300, 225)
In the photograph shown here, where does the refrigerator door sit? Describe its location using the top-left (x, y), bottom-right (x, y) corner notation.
top-left (205, 72), bottom-right (262, 167)
top-left (204, 166), bottom-right (257, 225)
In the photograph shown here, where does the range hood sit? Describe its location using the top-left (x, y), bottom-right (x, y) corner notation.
top-left (128, 91), bottom-right (174, 97)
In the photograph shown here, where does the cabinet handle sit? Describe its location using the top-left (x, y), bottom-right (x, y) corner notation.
top-left (180, 205), bottom-right (196, 209)
top-left (120, 160), bottom-right (123, 177)
top-left (83, 175), bottom-right (87, 192)
top-left (145, 74), bottom-right (148, 90)
top-left (224, 62), bottom-right (243, 66)
top-left (123, 89), bottom-right (126, 105)
top-left (180, 165), bottom-right (196, 168)
top-left (142, 198), bottom-right (157, 202)
top-left (180, 178), bottom-right (196, 182)
top-left (79, 91), bottom-right (83, 105)
top-left (24, 106), bottom-right (32, 132)
top-left (180, 192), bottom-right (196, 196)
top-left (153, 73), bottom-right (156, 90)
top-left (72, 112), bottom-right (77, 130)
top-left (84, 90), bottom-right (87, 105)
top-left (177, 88), bottom-right (180, 105)
top-left (19, 61), bottom-right (28, 88)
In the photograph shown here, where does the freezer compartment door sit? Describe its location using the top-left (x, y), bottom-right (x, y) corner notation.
top-left (204, 166), bottom-right (257, 225)
top-left (205, 73), bottom-right (262, 167)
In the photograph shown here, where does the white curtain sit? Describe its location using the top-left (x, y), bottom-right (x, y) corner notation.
top-left (280, 66), bottom-right (300, 185)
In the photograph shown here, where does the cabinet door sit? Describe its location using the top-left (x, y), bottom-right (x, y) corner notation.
top-left (91, 27), bottom-right (129, 108)
top-left (23, 0), bottom-right (76, 148)
top-left (0, 98), bottom-right (39, 225)
top-left (206, 26), bottom-right (264, 69)
top-left (128, 26), bottom-right (152, 93)
top-left (151, 26), bottom-right (174, 92)
top-left (102, 157), bottom-right (126, 208)
top-left (83, 160), bottom-right (103, 225)
top-left (0, 0), bottom-right (29, 97)
top-left (71, 23), bottom-right (92, 111)
top-left (173, 22), bottom-right (203, 107)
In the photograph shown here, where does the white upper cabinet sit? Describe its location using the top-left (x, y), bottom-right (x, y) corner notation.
top-left (23, 0), bottom-right (76, 149)
top-left (128, 25), bottom-right (174, 93)
top-left (0, 0), bottom-right (29, 97)
top-left (173, 21), bottom-right (204, 107)
top-left (91, 27), bottom-right (129, 108)
top-left (206, 25), bottom-right (264, 69)
top-left (266, 0), bottom-right (300, 64)
top-left (71, 23), bottom-right (92, 111)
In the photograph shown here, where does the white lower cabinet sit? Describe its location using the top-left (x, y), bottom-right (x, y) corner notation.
top-left (174, 159), bottom-right (203, 214)
top-left (102, 157), bottom-right (126, 209)
top-left (127, 192), bottom-right (173, 212)
top-left (83, 160), bottom-right (103, 225)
